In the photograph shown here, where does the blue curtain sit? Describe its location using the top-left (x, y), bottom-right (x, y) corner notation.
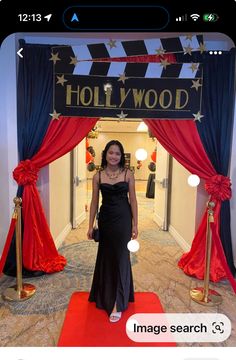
top-left (4, 40), bottom-right (53, 276)
top-left (176, 49), bottom-right (236, 275)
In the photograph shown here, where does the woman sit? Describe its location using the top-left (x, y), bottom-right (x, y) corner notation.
top-left (87, 140), bottom-right (138, 322)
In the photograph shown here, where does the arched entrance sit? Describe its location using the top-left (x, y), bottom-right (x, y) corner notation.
top-left (1, 35), bottom-right (235, 293)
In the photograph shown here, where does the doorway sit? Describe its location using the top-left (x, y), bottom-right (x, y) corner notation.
top-left (49, 118), bottom-right (200, 252)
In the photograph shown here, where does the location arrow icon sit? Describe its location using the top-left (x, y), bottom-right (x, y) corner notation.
top-left (44, 14), bottom-right (52, 22)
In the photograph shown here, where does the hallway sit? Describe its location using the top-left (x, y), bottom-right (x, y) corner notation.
top-left (0, 192), bottom-right (236, 346)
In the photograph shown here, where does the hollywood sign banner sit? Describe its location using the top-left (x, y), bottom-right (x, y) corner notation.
top-left (53, 63), bottom-right (202, 119)
top-left (52, 37), bottom-right (204, 119)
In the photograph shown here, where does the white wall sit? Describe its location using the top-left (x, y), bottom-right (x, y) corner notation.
top-left (0, 34), bottom-right (18, 254)
top-left (230, 95), bottom-right (236, 267)
top-left (49, 153), bottom-right (71, 244)
top-left (170, 159), bottom-right (197, 246)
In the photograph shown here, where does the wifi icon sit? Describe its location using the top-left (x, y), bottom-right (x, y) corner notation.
top-left (190, 13), bottom-right (200, 21)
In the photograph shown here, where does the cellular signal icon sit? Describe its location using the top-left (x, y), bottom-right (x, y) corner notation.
top-left (190, 13), bottom-right (200, 21)
top-left (176, 14), bottom-right (188, 21)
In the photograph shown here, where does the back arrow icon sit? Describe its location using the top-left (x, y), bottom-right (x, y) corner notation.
top-left (17, 48), bottom-right (23, 58)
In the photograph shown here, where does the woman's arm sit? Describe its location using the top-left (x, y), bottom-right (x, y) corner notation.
top-left (128, 170), bottom-right (138, 239)
top-left (87, 172), bottom-right (100, 239)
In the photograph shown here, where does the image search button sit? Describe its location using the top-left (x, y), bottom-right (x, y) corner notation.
top-left (63, 5), bottom-right (169, 30)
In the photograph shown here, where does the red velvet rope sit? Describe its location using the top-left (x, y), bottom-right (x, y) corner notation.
top-left (205, 174), bottom-right (232, 201)
top-left (13, 159), bottom-right (39, 185)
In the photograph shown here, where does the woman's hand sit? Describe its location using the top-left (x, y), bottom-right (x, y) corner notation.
top-left (131, 225), bottom-right (138, 239)
top-left (87, 228), bottom-right (94, 240)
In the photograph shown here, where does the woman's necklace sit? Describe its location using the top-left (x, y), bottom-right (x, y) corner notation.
top-left (105, 168), bottom-right (122, 180)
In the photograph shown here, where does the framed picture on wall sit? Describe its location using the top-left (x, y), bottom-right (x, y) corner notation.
top-left (124, 153), bottom-right (131, 168)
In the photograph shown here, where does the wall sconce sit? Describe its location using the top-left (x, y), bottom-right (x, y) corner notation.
top-left (103, 83), bottom-right (113, 94)
top-left (187, 174), bottom-right (200, 187)
top-left (135, 148), bottom-right (148, 161)
top-left (135, 148), bottom-right (148, 170)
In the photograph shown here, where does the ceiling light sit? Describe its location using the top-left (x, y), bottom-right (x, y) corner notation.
top-left (137, 121), bottom-right (148, 132)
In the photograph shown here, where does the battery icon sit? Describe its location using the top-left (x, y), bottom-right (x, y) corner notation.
top-left (203, 13), bottom-right (219, 22)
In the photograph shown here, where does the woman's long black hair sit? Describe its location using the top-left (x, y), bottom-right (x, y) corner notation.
top-left (101, 140), bottom-right (125, 168)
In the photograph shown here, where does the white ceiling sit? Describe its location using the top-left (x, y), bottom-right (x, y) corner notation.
top-left (22, 32), bottom-right (234, 49)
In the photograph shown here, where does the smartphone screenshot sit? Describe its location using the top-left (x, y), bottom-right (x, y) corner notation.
top-left (0, 1), bottom-right (236, 359)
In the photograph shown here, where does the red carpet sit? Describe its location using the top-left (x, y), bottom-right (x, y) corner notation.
top-left (58, 292), bottom-right (176, 347)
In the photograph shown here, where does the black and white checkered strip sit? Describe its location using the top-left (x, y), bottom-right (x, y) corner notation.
top-left (66, 61), bottom-right (202, 79)
top-left (69, 35), bottom-right (203, 60)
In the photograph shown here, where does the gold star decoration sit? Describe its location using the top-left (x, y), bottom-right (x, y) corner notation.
top-left (56, 75), bottom-right (68, 86)
top-left (189, 63), bottom-right (199, 72)
top-left (193, 111), bottom-right (204, 122)
top-left (191, 79), bottom-right (202, 91)
top-left (198, 42), bottom-right (207, 54)
top-left (50, 110), bottom-right (61, 120)
top-left (107, 39), bottom-right (117, 49)
top-left (155, 46), bottom-right (166, 56)
top-left (70, 56), bottom-right (79, 66)
top-left (49, 52), bottom-right (61, 65)
top-left (183, 44), bottom-right (193, 55)
top-left (116, 111), bottom-right (128, 120)
top-left (160, 59), bottom-right (171, 69)
top-left (118, 73), bottom-right (129, 84)
top-left (185, 34), bottom-right (193, 41)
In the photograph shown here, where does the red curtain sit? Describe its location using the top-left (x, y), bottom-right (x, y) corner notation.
top-left (145, 119), bottom-right (236, 292)
top-left (13, 117), bottom-right (98, 273)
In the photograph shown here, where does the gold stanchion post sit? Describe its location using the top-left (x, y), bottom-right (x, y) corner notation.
top-left (190, 201), bottom-right (222, 306)
top-left (2, 197), bottom-right (36, 301)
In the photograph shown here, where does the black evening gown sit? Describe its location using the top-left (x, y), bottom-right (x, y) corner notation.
top-left (89, 180), bottom-right (134, 315)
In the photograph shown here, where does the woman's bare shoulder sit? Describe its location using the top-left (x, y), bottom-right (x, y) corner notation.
top-left (93, 169), bottom-right (105, 180)
top-left (93, 171), bottom-right (100, 182)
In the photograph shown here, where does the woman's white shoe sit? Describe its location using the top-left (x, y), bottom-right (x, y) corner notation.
top-left (109, 311), bottom-right (122, 322)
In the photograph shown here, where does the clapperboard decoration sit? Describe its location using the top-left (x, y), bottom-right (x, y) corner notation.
top-left (50, 35), bottom-right (204, 120)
